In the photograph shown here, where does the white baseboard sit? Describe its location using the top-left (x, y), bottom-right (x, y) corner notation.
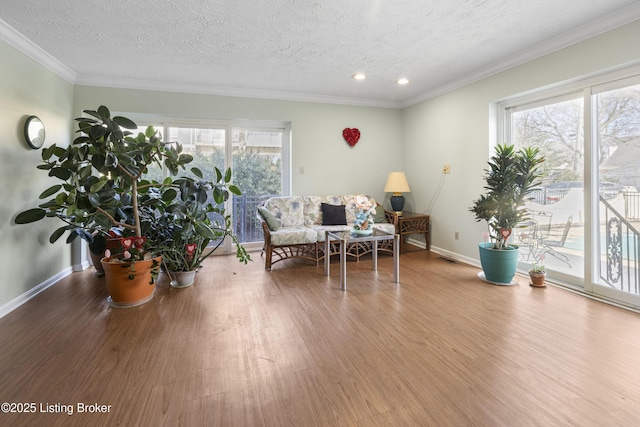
top-left (404, 237), bottom-right (480, 268)
top-left (73, 260), bottom-right (91, 272)
top-left (430, 246), bottom-right (480, 269)
top-left (0, 267), bottom-right (73, 319)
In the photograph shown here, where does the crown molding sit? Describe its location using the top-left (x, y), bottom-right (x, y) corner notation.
top-left (0, 18), bottom-right (76, 83)
top-left (73, 76), bottom-right (402, 109)
top-left (401, 4), bottom-right (640, 108)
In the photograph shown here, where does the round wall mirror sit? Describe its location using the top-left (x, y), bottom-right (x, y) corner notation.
top-left (24, 115), bottom-right (45, 149)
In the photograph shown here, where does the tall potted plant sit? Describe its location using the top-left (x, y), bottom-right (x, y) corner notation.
top-left (15, 105), bottom-right (248, 306)
top-left (469, 144), bottom-right (544, 284)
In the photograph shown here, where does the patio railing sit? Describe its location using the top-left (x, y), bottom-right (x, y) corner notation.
top-left (600, 196), bottom-right (640, 295)
top-left (233, 194), bottom-right (274, 243)
top-left (528, 186), bottom-right (624, 205)
top-left (527, 188), bottom-right (576, 205)
top-left (624, 191), bottom-right (640, 221)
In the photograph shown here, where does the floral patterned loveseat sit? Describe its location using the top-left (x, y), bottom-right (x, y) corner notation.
top-left (257, 194), bottom-right (396, 271)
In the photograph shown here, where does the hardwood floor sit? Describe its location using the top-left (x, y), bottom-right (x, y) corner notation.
top-left (1, 250), bottom-right (640, 426)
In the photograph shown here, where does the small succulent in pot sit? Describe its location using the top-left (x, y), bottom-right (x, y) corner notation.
top-left (530, 262), bottom-right (546, 274)
top-left (529, 255), bottom-right (546, 287)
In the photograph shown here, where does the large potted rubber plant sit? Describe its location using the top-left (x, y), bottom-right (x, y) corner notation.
top-left (469, 144), bottom-right (544, 284)
top-left (15, 105), bottom-right (248, 306)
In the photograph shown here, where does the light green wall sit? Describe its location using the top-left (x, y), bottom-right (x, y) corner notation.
top-left (0, 40), bottom-right (74, 307)
top-left (402, 20), bottom-right (640, 262)
top-left (72, 87), bottom-right (403, 201)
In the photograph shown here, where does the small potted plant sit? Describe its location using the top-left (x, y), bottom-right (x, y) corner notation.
top-left (529, 255), bottom-right (546, 288)
top-left (146, 175), bottom-right (251, 288)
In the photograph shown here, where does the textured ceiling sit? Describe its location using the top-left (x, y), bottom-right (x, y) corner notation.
top-left (1, 0), bottom-right (640, 107)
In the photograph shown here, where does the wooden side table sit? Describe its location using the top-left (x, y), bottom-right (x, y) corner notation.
top-left (387, 211), bottom-right (430, 252)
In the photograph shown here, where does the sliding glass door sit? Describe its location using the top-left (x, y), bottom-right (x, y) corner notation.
top-left (167, 124), bottom-right (288, 251)
top-left (504, 73), bottom-right (640, 307)
top-left (230, 127), bottom-right (285, 244)
top-left (130, 118), bottom-right (290, 253)
top-left (508, 95), bottom-right (586, 286)
top-left (592, 80), bottom-right (640, 305)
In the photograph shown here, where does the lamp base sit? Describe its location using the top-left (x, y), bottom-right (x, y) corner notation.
top-left (390, 194), bottom-right (405, 213)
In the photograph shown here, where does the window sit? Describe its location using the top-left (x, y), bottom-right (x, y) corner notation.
top-left (126, 117), bottom-right (290, 252)
top-left (231, 128), bottom-right (284, 244)
top-left (500, 68), bottom-right (640, 307)
top-left (506, 94), bottom-right (585, 280)
top-left (593, 81), bottom-right (640, 299)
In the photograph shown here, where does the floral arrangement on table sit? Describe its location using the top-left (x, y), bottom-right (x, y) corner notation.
top-left (352, 195), bottom-right (376, 234)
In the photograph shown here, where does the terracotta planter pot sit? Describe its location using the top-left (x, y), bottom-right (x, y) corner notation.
top-left (101, 256), bottom-right (161, 308)
top-left (529, 271), bottom-right (546, 288)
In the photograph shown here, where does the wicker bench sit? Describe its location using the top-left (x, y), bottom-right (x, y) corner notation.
top-left (257, 194), bottom-right (396, 271)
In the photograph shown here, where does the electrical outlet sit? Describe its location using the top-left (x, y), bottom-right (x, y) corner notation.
top-left (299, 166), bottom-right (305, 175)
top-left (443, 164), bottom-right (451, 174)
top-left (454, 231), bottom-right (459, 240)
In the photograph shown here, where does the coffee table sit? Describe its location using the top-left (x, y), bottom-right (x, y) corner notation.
top-left (324, 229), bottom-right (400, 291)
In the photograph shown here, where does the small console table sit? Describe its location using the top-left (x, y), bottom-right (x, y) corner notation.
top-left (388, 211), bottom-right (430, 252)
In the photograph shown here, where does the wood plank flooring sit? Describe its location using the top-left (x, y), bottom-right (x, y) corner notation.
top-left (1, 249), bottom-right (640, 426)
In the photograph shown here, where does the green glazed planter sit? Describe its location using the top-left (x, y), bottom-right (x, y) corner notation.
top-left (478, 242), bottom-right (519, 285)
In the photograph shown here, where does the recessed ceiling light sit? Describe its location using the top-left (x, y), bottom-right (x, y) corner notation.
top-left (352, 73), bottom-right (367, 80)
top-left (396, 78), bottom-right (410, 85)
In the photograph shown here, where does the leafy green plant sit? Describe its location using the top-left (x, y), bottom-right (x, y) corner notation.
top-left (15, 105), bottom-right (250, 277)
top-left (469, 144), bottom-right (544, 249)
top-left (144, 172), bottom-right (251, 273)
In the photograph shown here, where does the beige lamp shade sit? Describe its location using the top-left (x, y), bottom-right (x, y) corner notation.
top-left (384, 172), bottom-right (411, 194)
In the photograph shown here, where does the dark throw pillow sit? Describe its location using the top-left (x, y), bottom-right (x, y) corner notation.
top-left (321, 203), bottom-right (347, 225)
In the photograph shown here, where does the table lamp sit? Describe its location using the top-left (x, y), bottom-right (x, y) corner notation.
top-left (384, 172), bottom-right (411, 215)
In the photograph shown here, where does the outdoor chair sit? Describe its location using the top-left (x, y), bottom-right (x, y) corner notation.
top-left (518, 211), bottom-right (552, 262)
top-left (541, 215), bottom-right (573, 267)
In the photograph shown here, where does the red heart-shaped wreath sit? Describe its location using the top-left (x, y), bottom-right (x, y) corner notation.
top-left (343, 128), bottom-right (360, 147)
